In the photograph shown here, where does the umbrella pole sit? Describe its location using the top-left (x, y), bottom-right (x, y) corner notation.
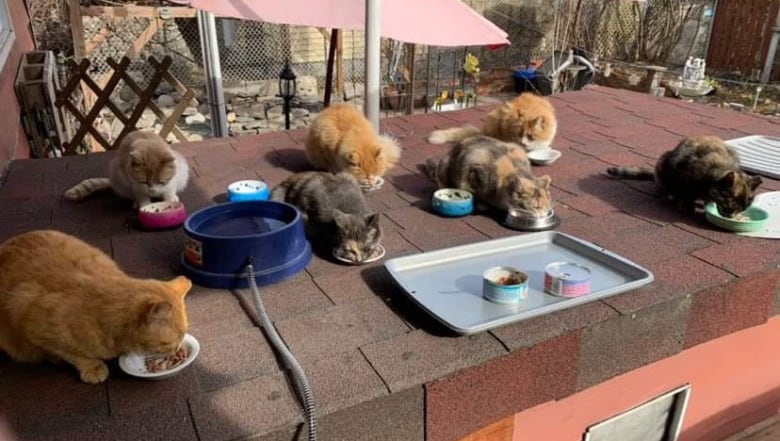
top-left (364, 0), bottom-right (381, 131)
top-left (197, 10), bottom-right (228, 137)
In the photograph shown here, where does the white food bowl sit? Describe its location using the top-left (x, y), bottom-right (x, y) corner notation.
top-left (118, 333), bottom-right (200, 380)
top-left (528, 149), bottom-right (562, 166)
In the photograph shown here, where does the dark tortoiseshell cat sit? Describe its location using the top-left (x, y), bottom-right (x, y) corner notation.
top-left (425, 135), bottom-right (553, 217)
top-left (607, 135), bottom-right (762, 217)
top-left (271, 171), bottom-right (383, 263)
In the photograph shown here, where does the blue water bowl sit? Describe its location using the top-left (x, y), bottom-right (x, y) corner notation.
top-left (181, 200), bottom-right (312, 289)
top-left (227, 180), bottom-right (271, 202)
top-left (431, 188), bottom-right (474, 217)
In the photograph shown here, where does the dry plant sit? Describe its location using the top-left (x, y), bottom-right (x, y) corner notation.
top-left (25, 0), bottom-right (72, 56)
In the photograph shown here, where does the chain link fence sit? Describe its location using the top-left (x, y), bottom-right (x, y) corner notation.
top-left (28, 0), bottom-right (715, 142)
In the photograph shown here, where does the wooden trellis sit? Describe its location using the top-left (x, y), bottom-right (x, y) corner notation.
top-left (55, 55), bottom-right (195, 155)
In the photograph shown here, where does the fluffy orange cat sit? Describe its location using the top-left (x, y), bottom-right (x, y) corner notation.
top-left (304, 103), bottom-right (401, 187)
top-left (0, 230), bottom-right (192, 383)
top-left (428, 92), bottom-right (557, 151)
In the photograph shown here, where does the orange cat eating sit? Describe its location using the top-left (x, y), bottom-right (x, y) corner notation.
top-left (304, 103), bottom-right (401, 187)
top-left (0, 230), bottom-right (192, 383)
top-left (428, 92), bottom-right (557, 151)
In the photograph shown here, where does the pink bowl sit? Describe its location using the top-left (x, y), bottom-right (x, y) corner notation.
top-left (138, 201), bottom-right (188, 230)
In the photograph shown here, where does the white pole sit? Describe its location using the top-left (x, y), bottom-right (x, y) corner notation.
top-left (197, 10), bottom-right (229, 137)
top-left (364, 0), bottom-right (381, 131)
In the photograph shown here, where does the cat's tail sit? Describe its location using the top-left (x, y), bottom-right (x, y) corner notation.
top-left (63, 178), bottom-right (111, 201)
top-left (378, 134), bottom-right (402, 170)
top-left (606, 166), bottom-right (655, 180)
top-left (427, 126), bottom-right (481, 144)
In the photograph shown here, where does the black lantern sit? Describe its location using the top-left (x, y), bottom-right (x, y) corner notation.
top-left (278, 63), bottom-right (297, 130)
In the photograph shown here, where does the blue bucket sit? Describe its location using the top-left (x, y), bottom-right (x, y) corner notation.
top-left (513, 68), bottom-right (537, 93)
top-left (181, 200), bottom-right (312, 289)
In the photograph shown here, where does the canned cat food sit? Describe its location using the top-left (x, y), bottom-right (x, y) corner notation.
top-left (544, 262), bottom-right (591, 297)
top-left (483, 266), bottom-right (529, 304)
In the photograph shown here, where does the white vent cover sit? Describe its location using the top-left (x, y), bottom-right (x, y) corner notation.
top-left (583, 384), bottom-right (691, 441)
top-left (726, 135), bottom-right (780, 180)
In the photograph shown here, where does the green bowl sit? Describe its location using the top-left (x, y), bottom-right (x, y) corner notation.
top-left (704, 202), bottom-right (769, 233)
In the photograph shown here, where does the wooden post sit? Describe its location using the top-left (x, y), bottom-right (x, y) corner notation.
top-left (324, 29), bottom-right (338, 107)
top-left (68, 0), bottom-right (101, 152)
top-left (336, 30), bottom-right (344, 99)
top-left (406, 43), bottom-right (416, 115)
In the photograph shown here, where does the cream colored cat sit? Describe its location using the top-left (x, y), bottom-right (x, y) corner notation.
top-left (0, 230), bottom-right (192, 383)
top-left (64, 130), bottom-right (190, 209)
top-left (304, 103), bottom-right (401, 187)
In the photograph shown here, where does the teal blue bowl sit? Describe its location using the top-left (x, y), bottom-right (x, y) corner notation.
top-left (431, 188), bottom-right (474, 217)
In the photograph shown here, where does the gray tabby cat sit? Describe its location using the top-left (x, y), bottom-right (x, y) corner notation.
top-left (64, 131), bottom-right (190, 209)
top-left (271, 171), bottom-right (382, 263)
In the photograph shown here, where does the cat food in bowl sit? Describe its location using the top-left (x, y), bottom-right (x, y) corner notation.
top-left (333, 244), bottom-right (386, 265)
top-left (227, 180), bottom-right (270, 202)
top-left (431, 188), bottom-right (474, 217)
top-left (137, 201), bottom-right (187, 229)
top-left (528, 149), bottom-right (562, 166)
top-left (360, 176), bottom-right (385, 192)
top-left (483, 266), bottom-right (529, 304)
top-left (705, 202), bottom-right (769, 233)
top-left (503, 208), bottom-right (559, 231)
top-left (118, 333), bottom-right (200, 380)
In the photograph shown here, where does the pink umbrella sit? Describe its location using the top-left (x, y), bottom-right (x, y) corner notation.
top-left (168, 0), bottom-right (510, 47)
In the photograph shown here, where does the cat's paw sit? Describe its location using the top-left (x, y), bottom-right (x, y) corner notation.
top-left (78, 360), bottom-right (109, 384)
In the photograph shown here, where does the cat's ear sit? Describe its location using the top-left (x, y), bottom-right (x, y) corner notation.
top-left (536, 175), bottom-right (552, 189)
top-left (129, 150), bottom-right (144, 165)
top-left (161, 154), bottom-right (176, 164)
top-left (365, 213), bottom-right (380, 228)
top-left (145, 301), bottom-right (172, 323)
top-left (346, 151), bottom-right (360, 165)
top-left (720, 171), bottom-right (737, 188)
top-left (532, 117), bottom-right (546, 131)
top-left (749, 175), bottom-right (762, 191)
top-left (166, 276), bottom-right (192, 299)
top-left (332, 209), bottom-right (350, 229)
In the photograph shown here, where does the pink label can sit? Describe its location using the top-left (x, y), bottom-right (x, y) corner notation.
top-left (544, 262), bottom-right (591, 297)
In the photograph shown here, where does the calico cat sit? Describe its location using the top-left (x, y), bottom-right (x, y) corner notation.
top-left (0, 230), bottom-right (192, 383)
top-left (428, 92), bottom-right (557, 151)
top-left (271, 171), bottom-right (383, 262)
top-left (425, 135), bottom-right (553, 217)
top-left (304, 103), bottom-right (401, 187)
top-left (64, 130), bottom-right (190, 209)
top-left (606, 135), bottom-right (762, 217)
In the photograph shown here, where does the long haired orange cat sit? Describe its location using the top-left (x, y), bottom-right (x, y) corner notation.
top-left (428, 92), bottom-right (557, 151)
top-left (0, 230), bottom-right (192, 383)
top-left (305, 103), bottom-right (401, 187)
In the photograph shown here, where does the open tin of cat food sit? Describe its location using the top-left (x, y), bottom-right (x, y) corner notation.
top-left (482, 266), bottom-right (529, 304)
top-left (544, 262), bottom-right (591, 297)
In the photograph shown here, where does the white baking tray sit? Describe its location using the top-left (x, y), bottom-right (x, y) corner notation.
top-left (726, 135), bottom-right (780, 179)
top-left (384, 232), bottom-right (654, 334)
